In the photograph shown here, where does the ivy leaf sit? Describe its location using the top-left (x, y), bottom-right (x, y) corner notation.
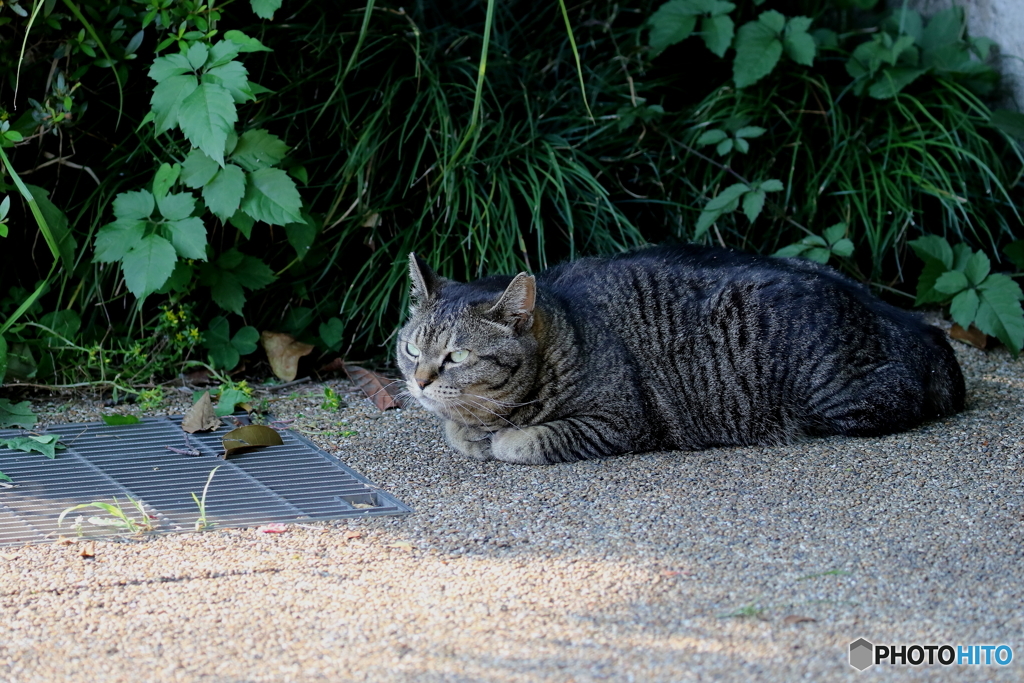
top-left (705, 183), bottom-right (750, 211)
top-left (735, 126), bottom-right (766, 139)
top-left (122, 234), bottom-right (178, 299)
top-left (240, 168), bottom-right (303, 225)
top-left (229, 211), bottom-right (255, 239)
top-left (204, 164), bottom-right (247, 220)
top-left (164, 217), bottom-right (208, 260)
top-left (27, 185), bottom-right (76, 273)
top-left (734, 11), bottom-right (785, 88)
top-left (94, 219), bottom-right (146, 263)
top-left (949, 288), bottom-right (980, 329)
top-left (206, 40), bottom-right (241, 68)
top-left (0, 434), bottom-right (64, 459)
top-left (741, 189), bottom-right (765, 223)
top-left (156, 192), bottom-right (195, 221)
top-left (976, 275), bottom-right (1024, 356)
top-left (250, 0), bottom-right (283, 20)
top-left (697, 129), bottom-right (729, 145)
top-left (151, 74), bottom-right (198, 134)
top-left (285, 216), bottom-right (317, 259)
top-left (823, 222), bottom-right (847, 245)
top-left (648, 0), bottom-right (699, 55)
top-left (230, 129), bottom-right (289, 171)
top-left (964, 251), bottom-right (991, 287)
top-left (914, 258), bottom-right (950, 306)
top-left (0, 399), bottom-right (36, 429)
top-left (759, 179), bottom-right (784, 192)
top-left (830, 238), bottom-right (854, 258)
top-left (113, 190), bottom-right (155, 220)
top-left (178, 82), bottom-right (237, 166)
top-left (181, 149), bottom-right (220, 189)
top-left (782, 16), bottom-right (816, 66)
top-left (909, 235), bottom-right (953, 269)
top-left (867, 67), bottom-right (927, 99)
top-left (187, 43), bottom-right (210, 70)
top-left (805, 247), bottom-right (831, 264)
top-left (934, 270), bottom-right (968, 295)
top-left (148, 53), bottom-right (192, 82)
top-left (203, 62), bottom-right (254, 104)
top-left (153, 163), bottom-right (181, 201)
top-left (199, 250), bottom-right (276, 314)
top-left (224, 30), bottom-right (273, 53)
top-left (701, 13), bottom-right (734, 58)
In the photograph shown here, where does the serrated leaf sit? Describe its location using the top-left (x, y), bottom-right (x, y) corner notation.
top-left (231, 129), bottom-right (289, 171)
top-left (113, 190), bottom-right (155, 220)
top-left (867, 67), bottom-right (927, 99)
top-left (181, 150), bottom-right (221, 188)
top-left (250, 0), bottom-right (283, 20)
top-left (759, 178), bottom-right (784, 192)
top-left (774, 243), bottom-right (809, 258)
top-left (0, 399), bottom-right (36, 429)
top-left (224, 30), bottom-right (273, 52)
top-left (783, 16), bottom-right (816, 66)
top-left (976, 276), bottom-right (1024, 356)
top-left (209, 271), bottom-right (246, 315)
top-left (285, 218), bottom-right (317, 259)
top-left (934, 270), bottom-right (968, 295)
top-left (153, 163), bottom-right (181, 201)
top-left (734, 126), bottom-right (766, 139)
top-left (697, 128), bottom-right (729, 145)
top-left (122, 234), bottom-right (178, 299)
top-left (734, 17), bottom-right (783, 88)
top-left (648, 0), bottom-right (699, 55)
top-left (822, 222), bottom-right (847, 245)
top-left (232, 254), bottom-right (276, 289)
top-left (803, 234), bottom-right (828, 248)
top-left (151, 74), bottom-right (198, 134)
top-left (706, 183), bottom-right (750, 212)
top-left (240, 168), bottom-right (302, 225)
top-left (165, 217), bottom-right (208, 260)
top-left (949, 288), bottom-right (979, 329)
top-left (952, 243), bottom-right (973, 271)
top-left (694, 209), bottom-right (720, 240)
top-left (229, 210), bottom-right (255, 239)
top-left (757, 9), bottom-right (785, 33)
top-left (203, 62), bottom-right (254, 104)
top-left (178, 82), bottom-right (237, 166)
top-left (805, 247), bottom-right (831, 264)
top-left (156, 192), bottom-right (195, 221)
top-left (94, 219), bottom-right (146, 263)
top-left (909, 235), bottom-right (953, 269)
top-left (830, 238), bottom-right (854, 257)
top-left (914, 258), bottom-right (950, 306)
top-left (203, 164), bottom-right (246, 220)
top-left (149, 53), bottom-right (192, 81)
top-left (963, 251), bottom-right (991, 287)
top-left (187, 42), bottom-right (209, 70)
top-left (207, 41), bottom-right (241, 68)
top-left (701, 14), bottom-right (734, 58)
top-left (742, 189), bottom-right (765, 223)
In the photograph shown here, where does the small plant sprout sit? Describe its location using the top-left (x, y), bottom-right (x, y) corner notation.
top-left (192, 466), bottom-right (221, 532)
top-left (321, 386), bottom-right (343, 410)
top-left (57, 496), bottom-right (156, 534)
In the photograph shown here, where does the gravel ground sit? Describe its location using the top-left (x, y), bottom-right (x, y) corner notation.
top-left (1, 334), bottom-right (1023, 682)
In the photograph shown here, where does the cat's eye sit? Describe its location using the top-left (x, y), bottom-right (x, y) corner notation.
top-left (449, 349), bottom-right (470, 363)
top-left (405, 341), bottom-right (421, 358)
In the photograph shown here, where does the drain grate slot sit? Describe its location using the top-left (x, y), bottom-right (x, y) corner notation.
top-left (0, 416), bottom-right (410, 546)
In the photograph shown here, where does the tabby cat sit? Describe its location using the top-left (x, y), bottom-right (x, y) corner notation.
top-left (397, 245), bottom-right (965, 465)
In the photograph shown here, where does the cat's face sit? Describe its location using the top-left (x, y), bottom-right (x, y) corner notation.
top-left (397, 254), bottom-right (538, 428)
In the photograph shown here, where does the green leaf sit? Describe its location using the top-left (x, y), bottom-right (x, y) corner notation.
top-left (949, 288), bottom-right (979, 329)
top-left (232, 254), bottom-right (276, 289)
top-left (206, 41), bottom-right (241, 68)
top-left (122, 234), bottom-right (178, 299)
top-left (149, 53), bottom-right (192, 81)
top-left (648, 0), bottom-right (699, 55)
top-left (320, 318), bottom-right (344, 350)
top-left (178, 82), bottom-right (237, 166)
top-left (187, 42), bottom-right (209, 70)
top-left (285, 217), bottom-right (317, 259)
top-left (952, 243), bottom-right (973, 271)
top-left (716, 138), bottom-right (733, 155)
top-left (229, 210), bottom-right (255, 239)
top-left (822, 222), bottom-right (847, 245)
top-left (165, 217), bottom-right (208, 260)
top-left (0, 335), bottom-right (7, 383)
top-left (153, 163), bottom-right (181, 201)
top-left (232, 326), bottom-right (260, 355)
top-left (734, 14), bottom-right (784, 88)
top-left (976, 275), bottom-right (1024, 356)
top-left (250, 0), bottom-right (283, 20)
top-left (151, 74), bottom-right (198, 134)
top-left (701, 14), bottom-right (734, 58)
top-left (805, 247), bottom-right (831, 264)
top-left (867, 67), bottom-right (927, 99)
top-left (206, 271), bottom-right (246, 315)
top-left (203, 62), bottom-right (254, 104)
top-left (39, 310), bottom-right (81, 344)
top-left (830, 238), bottom-right (854, 257)
top-left (157, 260), bottom-right (194, 295)
top-left (934, 270), bottom-right (968, 295)
top-left (102, 415), bottom-right (141, 426)
top-left (240, 168), bottom-right (303, 225)
top-left (94, 219), bottom-right (146, 263)
top-left (224, 30), bottom-right (273, 52)
top-left (705, 183), bottom-right (750, 211)
top-left (0, 399), bottom-right (36, 429)
top-left (0, 434), bottom-right (64, 459)
top-left (694, 209), bottom-right (721, 240)
top-left (203, 316), bottom-right (236, 369)
top-left (909, 235), bottom-right (953, 269)
top-left (697, 129), bottom-right (728, 146)
top-left (181, 150), bottom-right (221, 189)
top-left (216, 388), bottom-right (251, 416)
top-left (27, 185), bottom-right (76, 272)
top-left (920, 6), bottom-right (963, 53)
top-left (963, 251), bottom-right (990, 287)
top-left (231, 129), bottom-right (289, 171)
top-left (734, 126), bottom-right (766, 139)
top-left (782, 16), bottom-right (816, 66)
top-left (204, 164), bottom-right (246, 220)
top-left (113, 190), bottom-right (155, 220)
top-left (1003, 240), bottom-right (1024, 271)
top-left (741, 189), bottom-right (765, 223)
top-left (914, 258), bottom-right (950, 306)
top-left (156, 192), bottom-right (195, 221)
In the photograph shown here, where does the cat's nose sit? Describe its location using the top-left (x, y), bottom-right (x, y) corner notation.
top-left (416, 378), bottom-right (432, 389)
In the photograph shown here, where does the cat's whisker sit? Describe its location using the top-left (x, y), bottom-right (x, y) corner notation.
top-left (455, 396), bottom-right (523, 432)
top-left (464, 393), bottom-right (540, 409)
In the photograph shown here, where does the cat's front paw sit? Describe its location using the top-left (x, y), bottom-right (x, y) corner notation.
top-left (444, 420), bottom-right (494, 461)
top-left (491, 426), bottom-right (555, 465)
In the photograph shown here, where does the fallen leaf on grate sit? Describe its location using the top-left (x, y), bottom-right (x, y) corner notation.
top-left (782, 615), bottom-right (817, 625)
top-left (222, 425), bottom-right (284, 457)
top-left (257, 523), bottom-right (289, 534)
top-left (344, 364), bottom-right (405, 411)
top-left (261, 331), bottom-right (314, 382)
top-left (182, 391), bottom-right (221, 433)
top-left (79, 541), bottom-right (96, 558)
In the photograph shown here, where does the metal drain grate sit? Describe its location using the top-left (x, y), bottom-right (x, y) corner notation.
top-left (0, 416), bottom-right (411, 546)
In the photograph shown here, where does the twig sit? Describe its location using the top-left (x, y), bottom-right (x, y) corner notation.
top-left (263, 377), bottom-right (312, 393)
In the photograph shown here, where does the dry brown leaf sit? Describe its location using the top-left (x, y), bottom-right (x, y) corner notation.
top-left (320, 357), bottom-right (346, 373)
top-left (343, 530), bottom-right (362, 540)
top-left (950, 323), bottom-right (988, 349)
top-left (782, 615), bottom-right (817, 626)
top-left (182, 391), bottom-right (221, 433)
top-left (261, 331), bottom-right (314, 382)
top-left (79, 541), bottom-right (96, 558)
top-left (182, 367), bottom-right (214, 386)
top-left (222, 425), bottom-right (284, 458)
top-left (54, 536), bottom-right (76, 546)
top-left (344, 364), bottom-right (405, 411)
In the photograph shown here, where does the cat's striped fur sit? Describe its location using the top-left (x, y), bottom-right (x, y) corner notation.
top-left (397, 245), bottom-right (965, 465)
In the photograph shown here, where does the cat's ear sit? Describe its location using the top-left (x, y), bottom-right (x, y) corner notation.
top-left (408, 252), bottom-right (442, 304)
top-left (488, 273), bottom-right (536, 332)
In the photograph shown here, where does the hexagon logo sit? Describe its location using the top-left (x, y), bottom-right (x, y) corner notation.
top-left (849, 638), bottom-right (874, 671)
